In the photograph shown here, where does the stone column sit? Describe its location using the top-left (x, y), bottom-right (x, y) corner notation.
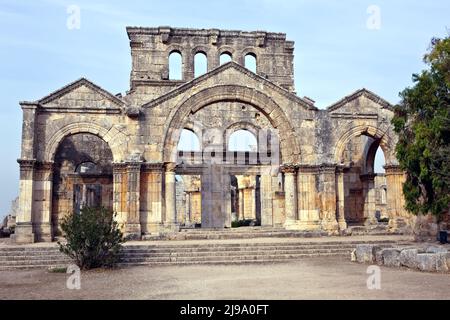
top-left (385, 165), bottom-right (407, 230)
top-left (33, 162), bottom-right (54, 242)
top-left (238, 188), bottom-right (245, 220)
top-left (185, 192), bottom-right (191, 226)
top-left (282, 165), bottom-right (298, 228)
top-left (201, 164), bottom-right (229, 228)
top-left (251, 187), bottom-right (257, 221)
top-left (164, 162), bottom-right (178, 229)
top-left (361, 173), bottom-right (377, 225)
top-left (335, 166), bottom-right (348, 231)
top-left (125, 162), bottom-right (141, 238)
top-left (319, 165), bottom-right (339, 233)
top-left (140, 163), bottom-right (164, 234)
top-left (260, 173), bottom-right (273, 226)
top-left (14, 159), bottom-right (36, 243)
top-left (113, 163), bottom-right (128, 229)
top-left (297, 165), bottom-right (320, 230)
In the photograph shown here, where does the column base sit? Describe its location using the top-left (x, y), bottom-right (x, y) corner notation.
top-left (284, 219), bottom-right (297, 230)
top-left (321, 219), bottom-right (340, 234)
top-left (338, 219), bottom-right (348, 231)
top-left (11, 223), bottom-right (35, 244)
top-left (364, 217), bottom-right (378, 226)
top-left (163, 223), bottom-right (180, 233)
top-left (124, 223), bottom-right (142, 240)
top-left (34, 222), bottom-right (53, 242)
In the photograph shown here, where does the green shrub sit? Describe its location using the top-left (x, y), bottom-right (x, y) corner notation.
top-left (58, 207), bottom-right (124, 270)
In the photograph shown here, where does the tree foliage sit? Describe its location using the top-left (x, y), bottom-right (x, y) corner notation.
top-left (392, 35), bottom-right (450, 221)
top-left (58, 207), bottom-right (124, 269)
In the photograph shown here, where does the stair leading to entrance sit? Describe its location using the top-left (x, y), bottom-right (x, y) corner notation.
top-left (0, 236), bottom-right (412, 270)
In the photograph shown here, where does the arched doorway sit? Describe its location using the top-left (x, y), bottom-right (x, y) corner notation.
top-left (337, 127), bottom-right (392, 226)
top-left (51, 133), bottom-right (114, 235)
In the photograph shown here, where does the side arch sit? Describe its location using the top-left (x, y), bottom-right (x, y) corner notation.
top-left (334, 124), bottom-right (396, 166)
top-left (162, 85), bottom-right (300, 163)
top-left (44, 122), bottom-right (129, 162)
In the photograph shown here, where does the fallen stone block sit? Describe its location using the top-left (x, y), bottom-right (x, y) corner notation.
top-left (436, 253), bottom-right (449, 272)
top-left (399, 249), bottom-right (419, 269)
top-left (382, 248), bottom-right (401, 267)
top-left (416, 253), bottom-right (437, 271)
top-left (355, 244), bottom-right (382, 263)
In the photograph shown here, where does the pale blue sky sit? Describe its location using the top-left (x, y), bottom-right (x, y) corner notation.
top-left (0, 0), bottom-right (448, 218)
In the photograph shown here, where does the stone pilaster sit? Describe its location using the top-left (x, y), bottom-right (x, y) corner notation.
top-left (19, 103), bottom-right (37, 160)
top-left (296, 165), bottom-right (320, 230)
top-left (335, 166), bottom-right (348, 231)
top-left (140, 163), bottom-right (165, 234)
top-left (319, 164), bottom-right (339, 233)
top-left (164, 162), bottom-right (179, 230)
top-left (282, 164), bottom-right (298, 228)
top-left (260, 174), bottom-right (274, 226)
top-left (384, 165), bottom-right (408, 230)
top-left (13, 159), bottom-right (36, 243)
top-left (125, 162), bottom-right (142, 238)
top-left (33, 162), bottom-right (54, 242)
top-left (361, 173), bottom-right (377, 226)
top-left (112, 163), bottom-right (128, 230)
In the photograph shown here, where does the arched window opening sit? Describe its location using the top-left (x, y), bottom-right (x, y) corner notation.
top-left (244, 53), bottom-right (257, 73)
top-left (374, 147), bottom-right (386, 173)
top-left (178, 129), bottom-right (201, 151)
top-left (228, 130), bottom-right (258, 152)
top-left (169, 51), bottom-right (182, 80)
top-left (194, 52), bottom-right (207, 77)
top-left (220, 52), bottom-right (232, 65)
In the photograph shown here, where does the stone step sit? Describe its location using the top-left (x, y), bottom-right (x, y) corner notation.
top-left (117, 254), bottom-right (348, 267)
top-left (120, 248), bottom-right (353, 258)
top-left (0, 246), bottom-right (356, 260)
top-left (0, 254), bottom-right (69, 261)
top-left (120, 251), bottom-right (351, 263)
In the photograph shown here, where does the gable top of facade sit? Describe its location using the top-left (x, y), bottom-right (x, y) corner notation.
top-left (22, 78), bottom-right (125, 107)
top-left (326, 88), bottom-right (394, 112)
top-left (140, 61), bottom-right (318, 111)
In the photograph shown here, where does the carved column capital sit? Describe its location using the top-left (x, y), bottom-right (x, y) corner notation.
top-left (281, 163), bottom-right (298, 174)
top-left (164, 162), bottom-right (177, 173)
top-left (17, 159), bottom-right (36, 170)
top-left (384, 165), bottom-right (404, 175)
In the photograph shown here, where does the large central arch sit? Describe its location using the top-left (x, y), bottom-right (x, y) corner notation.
top-left (162, 85), bottom-right (301, 163)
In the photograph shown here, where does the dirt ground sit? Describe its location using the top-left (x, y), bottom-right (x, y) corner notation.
top-left (1, 257), bottom-right (449, 300)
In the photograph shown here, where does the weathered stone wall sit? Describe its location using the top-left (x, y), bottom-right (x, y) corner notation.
top-left (13, 26), bottom-right (411, 243)
top-left (127, 26), bottom-right (295, 95)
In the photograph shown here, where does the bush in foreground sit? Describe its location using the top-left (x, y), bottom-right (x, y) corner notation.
top-left (58, 207), bottom-right (124, 270)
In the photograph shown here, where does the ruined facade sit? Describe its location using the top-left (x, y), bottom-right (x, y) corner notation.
top-left (14, 26), bottom-right (410, 243)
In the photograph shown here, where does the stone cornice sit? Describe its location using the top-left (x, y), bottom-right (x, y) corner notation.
top-left (141, 162), bottom-right (165, 171)
top-left (327, 88), bottom-right (393, 112)
top-left (126, 26), bottom-right (287, 41)
top-left (140, 62), bottom-right (317, 111)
